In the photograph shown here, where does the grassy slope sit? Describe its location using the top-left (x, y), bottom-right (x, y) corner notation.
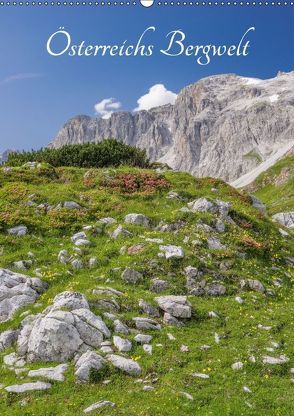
top-left (0, 165), bottom-right (293, 416)
top-left (247, 154), bottom-right (294, 215)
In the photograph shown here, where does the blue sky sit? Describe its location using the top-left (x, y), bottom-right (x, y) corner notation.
top-left (0, 5), bottom-right (293, 152)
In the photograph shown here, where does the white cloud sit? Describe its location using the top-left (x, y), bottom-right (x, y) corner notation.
top-left (134, 84), bottom-right (177, 111)
top-left (94, 98), bottom-right (122, 119)
top-left (0, 73), bottom-right (42, 85)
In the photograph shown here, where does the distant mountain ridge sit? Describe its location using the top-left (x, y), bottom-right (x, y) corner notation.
top-left (49, 71), bottom-right (294, 182)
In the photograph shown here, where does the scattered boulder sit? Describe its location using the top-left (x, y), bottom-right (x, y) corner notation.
top-left (111, 225), bottom-right (132, 239)
top-left (205, 283), bottom-right (226, 296)
top-left (3, 352), bottom-right (26, 368)
top-left (250, 196), bottom-right (266, 214)
top-left (5, 381), bottom-right (51, 393)
top-left (113, 319), bottom-right (129, 335)
top-left (134, 334), bottom-right (153, 344)
top-left (58, 250), bottom-right (70, 264)
top-left (163, 313), bottom-right (183, 327)
top-left (187, 198), bottom-right (231, 218)
top-left (262, 355), bottom-right (289, 364)
top-left (113, 336), bottom-right (132, 352)
top-left (75, 351), bottom-right (105, 382)
top-left (99, 217), bottom-right (116, 225)
top-left (232, 361), bottom-right (243, 370)
top-left (124, 213), bottom-right (150, 227)
top-left (83, 401), bottom-right (115, 414)
top-left (240, 279), bottom-right (265, 293)
top-left (150, 279), bottom-right (170, 293)
top-left (121, 268), bottom-right (143, 284)
top-left (52, 291), bottom-right (89, 311)
top-left (28, 364), bottom-right (68, 382)
top-left (7, 225), bottom-right (28, 237)
top-left (139, 299), bottom-right (160, 318)
top-left (207, 237), bottom-right (226, 250)
top-left (272, 212), bottom-right (294, 229)
top-left (107, 354), bottom-right (141, 376)
top-left (155, 296), bottom-right (192, 318)
top-left (159, 245), bottom-right (184, 259)
top-left (0, 329), bottom-right (19, 352)
top-left (132, 317), bottom-right (161, 331)
top-left (63, 201), bottom-right (82, 210)
top-left (71, 259), bottom-right (83, 270)
top-left (0, 268), bottom-right (48, 323)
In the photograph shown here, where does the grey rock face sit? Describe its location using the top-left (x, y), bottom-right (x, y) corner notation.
top-left (16, 292), bottom-right (110, 362)
top-left (7, 225), bottom-right (28, 237)
top-left (0, 269), bottom-right (48, 323)
top-left (75, 351), bottom-right (105, 382)
top-left (5, 381), bottom-right (51, 393)
top-left (124, 213), bottom-right (150, 227)
top-left (272, 212), bottom-right (294, 229)
top-left (28, 364), bottom-right (68, 382)
top-left (155, 296), bottom-right (192, 318)
top-left (107, 354), bottom-right (141, 376)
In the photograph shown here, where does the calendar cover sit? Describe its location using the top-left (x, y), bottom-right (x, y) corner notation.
top-left (0, 3), bottom-right (293, 415)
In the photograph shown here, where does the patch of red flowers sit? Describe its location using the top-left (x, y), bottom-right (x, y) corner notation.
top-left (101, 172), bottom-right (170, 194)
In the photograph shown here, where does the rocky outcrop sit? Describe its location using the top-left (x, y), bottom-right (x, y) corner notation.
top-left (17, 292), bottom-right (110, 362)
top-left (50, 72), bottom-right (294, 182)
top-left (0, 269), bottom-right (48, 323)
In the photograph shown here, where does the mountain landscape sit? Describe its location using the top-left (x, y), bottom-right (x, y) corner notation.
top-left (0, 72), bottom-right (293, 416)
top-left (50, 72), bottom-right (294, 184)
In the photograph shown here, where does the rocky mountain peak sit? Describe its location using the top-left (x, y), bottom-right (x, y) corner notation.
top-left (50, 71), bottom-right (294, 182)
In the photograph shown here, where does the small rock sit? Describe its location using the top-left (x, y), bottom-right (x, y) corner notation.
top-left (113, 336), bottom-right (132, 352)
top-left (121, 268), bottom-right (143, 284)
top-left (63, 201), bottom-right (81, 210)
top-left (232, 361), bottom-right (243, 370)
top-left (143, 385), bottom-right (154, 391)
top-left (235, 296), bottom-right (244, 304)
top-left (207, 237), bottom-right (226, 250)
top-left (124, 213), bottom-right (150, 227)
top-left (5, 381), bottom-right (51, 393)
top-left (107, 354), bottom-right (141, 376)
top-left (243, 386), bottom-right (252, 393)
top-left (139, 299), bottom-right (160, 318)
top-left (262, 355), bottom-right (289, 364)
top-left (113, 320), bottom-right (129, 335)
top-left (83, 400), bottom-right (115, 414)
top-left (132, 317), bottom-right (161, 331)
top-left (143, 344), bottom-right (152, 355)
top-left (180, 345), bottom-right (189, 353)
top-left (28, 364), bottom-right (68, 382)
top-left (192, 372), bottom-right (210, 379)
top-left (134, 334), bottom-right (153, 344)
top-left (111, 225), bottom-right (132, 239)
top-left (75, 351), bottom-right (105, 382)
top-left (159, 245), bottom-right (184, 259)
top-left (155, 295), bottom-right (191, 318)
top-left (150, 279), bottom-right (170, 293)
top-left (7, 225), bottom-right (28, 237)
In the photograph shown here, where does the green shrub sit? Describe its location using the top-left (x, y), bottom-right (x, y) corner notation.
top-left (6, 140), bottom-right (149, 169)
